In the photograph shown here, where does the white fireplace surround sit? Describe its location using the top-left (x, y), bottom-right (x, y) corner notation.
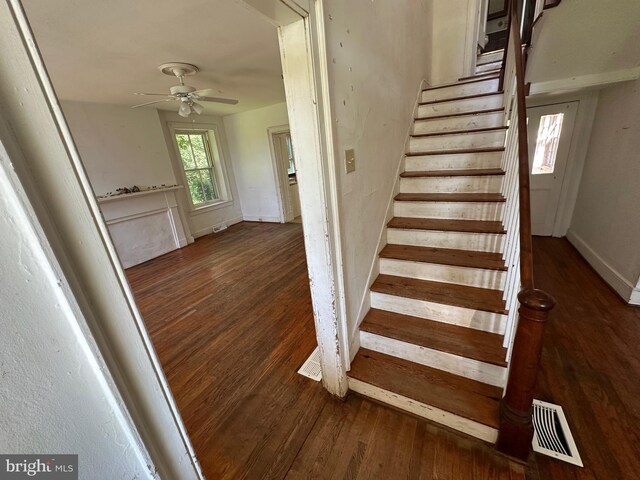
top-left (98, 186), bottom-right (188, 268)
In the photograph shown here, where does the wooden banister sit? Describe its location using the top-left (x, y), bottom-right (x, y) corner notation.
top-left (495, 0), bottom-right (556, 461)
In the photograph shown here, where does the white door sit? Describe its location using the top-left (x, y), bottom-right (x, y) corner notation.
top-left (527, 102), bottom-right (578, 236)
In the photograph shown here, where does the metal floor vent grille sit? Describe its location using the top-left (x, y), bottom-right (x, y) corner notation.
top-left (298, 347), bottom-right (322, 381)
top-left (532, 399), bottom-right (583, 467)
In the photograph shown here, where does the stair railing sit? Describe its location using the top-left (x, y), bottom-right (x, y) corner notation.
top-left (495, 0), bottom-right (556, 460)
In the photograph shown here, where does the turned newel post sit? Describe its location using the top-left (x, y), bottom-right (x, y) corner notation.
top-left (497, 288), bottom-right (555, 460)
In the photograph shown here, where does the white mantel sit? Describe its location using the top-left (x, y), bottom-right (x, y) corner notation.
top-left (98, 186), bottom-right (188, 268)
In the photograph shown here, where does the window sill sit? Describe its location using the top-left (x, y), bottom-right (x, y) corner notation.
top-left (189, 199), bottom-right (233, 216)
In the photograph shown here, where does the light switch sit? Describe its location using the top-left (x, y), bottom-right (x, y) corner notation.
top-left (345, 148), bottom-right (356, 173)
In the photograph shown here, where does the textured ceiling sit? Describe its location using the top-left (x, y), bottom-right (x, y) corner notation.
top-left (22, 0), bottom-right (285, 115)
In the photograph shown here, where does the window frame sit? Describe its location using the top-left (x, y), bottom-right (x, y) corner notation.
top-left (168, 123), bottom-right (233, 212)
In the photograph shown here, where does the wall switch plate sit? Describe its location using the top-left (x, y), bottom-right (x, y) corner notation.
top-left (345, 148), bottom-right (356, 173)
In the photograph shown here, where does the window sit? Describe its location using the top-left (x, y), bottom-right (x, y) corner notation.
top-left (531, 113), bottom-right (564, 175)
top-left (175, 131), bottom-right (221, 207)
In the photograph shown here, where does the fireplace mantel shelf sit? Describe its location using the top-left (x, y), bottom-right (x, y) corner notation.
top-left (97, 185), bottom-right (183, 204)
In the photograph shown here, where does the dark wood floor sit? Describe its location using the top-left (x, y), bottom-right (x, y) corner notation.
top-left (126, 223), bottom-right (640, 479)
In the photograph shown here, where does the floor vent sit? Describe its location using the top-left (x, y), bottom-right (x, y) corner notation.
top-left (532, 399), bottom-right (583, 467)
top-left (298, 347), bottom-right (322, 381)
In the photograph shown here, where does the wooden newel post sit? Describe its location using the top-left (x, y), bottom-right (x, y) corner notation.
top-left (497, 288), bottom-right (555, 460)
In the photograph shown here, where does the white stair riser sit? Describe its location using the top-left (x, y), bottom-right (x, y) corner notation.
top-left (379, 258), bottom-right (505, 290)
top-left (348, 378), bottom-right (498, 443)
top-left (400, 175), bottom-right (503, 194)
top-left (409, 130), bottom-right (505, 153)
top-left (370, 291), bottom-right (506, 334)
top-left (418, 95), bottom-right (503, 117)
top-left (420, 78), bottom-right (499, 103)
top-left (360, 331), bottom-right (507, 387)
top-left (413, 112), bottom-right (504, 135)
top-left (476, 61), bottom-right (502, 74)
top-left (387, 228), bottom-right (504, 253)
top-left (394, 201), bottom-right (504, 221)
top-left (405, 151), bottom-right (503, 171)
top-left (478, 50), bottom-right (504, 64)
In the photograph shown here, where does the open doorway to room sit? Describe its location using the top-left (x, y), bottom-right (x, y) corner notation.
top-left (16, 0), bottom-right (346, 477)
top-left (269, 127), bottom-right (302, 223)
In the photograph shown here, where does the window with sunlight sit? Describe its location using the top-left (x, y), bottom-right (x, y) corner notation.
top-left (532, 113), bottom-right (564, 175)
top-left (175, 131), bottom-right (220, 207)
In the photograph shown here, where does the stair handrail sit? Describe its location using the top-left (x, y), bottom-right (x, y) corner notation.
top-left (495, 0), bottom-right (556, 460)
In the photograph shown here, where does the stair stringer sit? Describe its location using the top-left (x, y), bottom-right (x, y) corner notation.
top-left (349, 78), bottom-right (430, 363)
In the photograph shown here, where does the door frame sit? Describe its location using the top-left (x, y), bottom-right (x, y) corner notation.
top-left (0, 0), bottom-right (349, 479)
top-left (267, 124), bottom-right (293, 223)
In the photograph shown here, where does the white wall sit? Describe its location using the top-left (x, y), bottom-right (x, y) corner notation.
top-left (567, 78), bottom-right (640, 303)
top-left (158, 111), bottom-right (244, 237)
top-left (430, 0), bottom-right (473, 85)
top-left (62, 101), bottom-right (176, 196)
top-left (322, 0), bottom-right (432, 344)
top-left (527, 0), bottom-right (640, 84)
top-left (223, 102), bottom-right (289, 222)
top-left (0, 150), bottom-right (152, 478)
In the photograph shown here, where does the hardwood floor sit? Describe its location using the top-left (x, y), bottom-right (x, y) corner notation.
top-left (126, 224), bottom-right (640, 479)
top-left (529, 237), bottom-right (640, 480)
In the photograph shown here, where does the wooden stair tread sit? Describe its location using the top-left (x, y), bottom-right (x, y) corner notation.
top-left (387, 217), bottom-right (506, 234)
top-left (349, 349), bottom-right (501, 428)
top-left (459, 71), bottom-right (501, 81)
top-left (421, 75), bottom-right (499, 92)
top-left (361, 309), bottom-right (507, 366)
top-left (415, 107), bottom-right (505, 122)
top-left (400, 168), bottom-right (505, 178)
top-left (411, 126), bottom-right (507, 138)
top-left (380, 244), bottom-right (507, 271)
top-left (406, 147), bottom-right (505, 157)
top-left (371, 274), bottom-right (507, 314)
top-left (419, 91), bottom-right (503, 106)
top-left (395, 193), bottom-right (505, 203)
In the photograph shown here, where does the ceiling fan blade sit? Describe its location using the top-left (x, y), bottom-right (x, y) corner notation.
top-left (195, 96), bottom-right (239, 105)
top-left (131, 98), bottom-right (175, 109)
top-left (134, 92), bottom-right (172, 97)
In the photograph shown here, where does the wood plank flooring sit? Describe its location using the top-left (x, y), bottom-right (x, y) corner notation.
top-left (126, 224), bottom-right (640, 479)
top-left (126, 222), bottom-right (524, 479)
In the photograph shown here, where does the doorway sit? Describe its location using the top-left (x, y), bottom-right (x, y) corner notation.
top-left (527, 101), bottom-right (578, 236)
top-left (270, 127), bottom-right (301, 223)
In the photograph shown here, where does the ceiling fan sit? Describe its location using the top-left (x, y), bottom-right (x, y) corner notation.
top-left (132, 62), bottom-right (238, 117)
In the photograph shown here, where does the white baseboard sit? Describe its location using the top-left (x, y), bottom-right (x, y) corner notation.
top-left (566, 229), bottom-right (636, 303)
top-left (630, 288), bottom-right (640, 306)
top-left (191, 216), bottom-right (243, 239)
top-left (242, 215), bottom-right (281, 223)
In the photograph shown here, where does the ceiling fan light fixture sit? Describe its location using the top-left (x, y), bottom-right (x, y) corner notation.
top-left (178, 100), bottom-right (191, 118)
top-left (191, 102), bottom-right (204, 115)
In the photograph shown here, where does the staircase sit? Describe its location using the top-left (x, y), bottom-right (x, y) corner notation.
top-left (348, 54), bottom-right (513, 444)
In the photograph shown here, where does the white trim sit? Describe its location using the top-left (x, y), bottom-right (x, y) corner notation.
top-left (267, 124), bottom-right (292, 223)
top-left (277, 6), bottom-right (349, 394)
top-left (348, 377), bottom-right (498, 443)
top-left (630, 286), bottom-right (640, 306)
top-left (97, 185), bottom-right (183, 204)
top-left (242, 214), bottom-right (282, 223)
top-left (566, 229), bottom-right (636, 302)
top-left (528, 67), bottom-right (640, 96)
top-left (465, 0), bottom-right (483, 77)
top-left (360, 331), bottom-right (507, 387)
top-left (191, 215), bottom-right (243, 238)
top-left (0, 1), bottom-right (203, 477)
